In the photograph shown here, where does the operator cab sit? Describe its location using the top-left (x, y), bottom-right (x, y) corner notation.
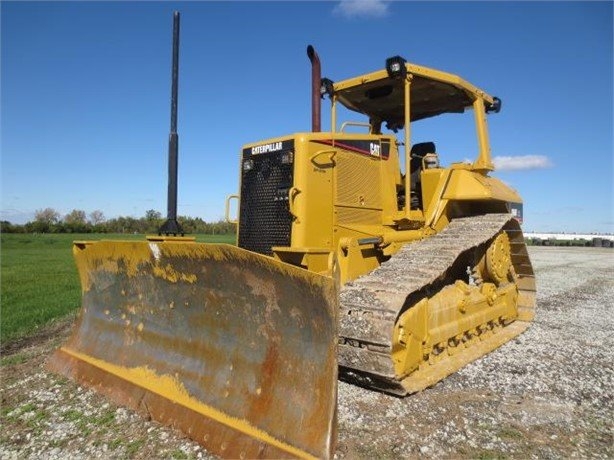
top-left (319, 55), bottom-right (501, 215)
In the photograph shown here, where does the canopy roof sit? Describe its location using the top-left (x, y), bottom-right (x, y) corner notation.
top-left (333, 64), bottom-right (494, 127)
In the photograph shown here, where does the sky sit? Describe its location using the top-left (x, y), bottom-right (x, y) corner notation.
top-left (1, 1), bottom-right (612, 233)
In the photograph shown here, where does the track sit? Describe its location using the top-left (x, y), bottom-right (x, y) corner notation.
top-left (338, 213), bottom-right (536, 395)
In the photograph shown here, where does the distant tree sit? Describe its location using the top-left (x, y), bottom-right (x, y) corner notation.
top-left (104, 217), bottom-right (121, 233)
top-left (210, 219), bottom-right (236, 234)
top-left (64, 209), bottom-right (87, 225)
top-left (144, 209), bottom-right (163, 233)
top-left (35, 208), bottom-right (61, 225)
top-left (106, 216), bottom-right (142, 234)
top-left (0, 220), bottom-right (21, 233)
top-left (88, 210), bottom-right (107, 232)
top-left (64, 209), bottom-right (89, 233)
top-left (177, 216), bottom-right (208, 234)
top-left (145, 209), bottom-right (162, 221)
top-left (32, 208), bottom-right (61, 233)
top-left (89, 210), bottom-right (105, 226)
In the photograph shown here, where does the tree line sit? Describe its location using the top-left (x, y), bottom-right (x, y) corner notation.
top-left (0, 208), bottom-right (236, 235)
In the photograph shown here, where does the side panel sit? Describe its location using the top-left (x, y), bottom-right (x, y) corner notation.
top-left (291, 136), bottom-right (336, 250)
top-left (307, 134), bottom-right (397, 241)
top-left (442, 169), bottom-right (523, 203)
top-left (421, 168), bottom-right (523, 230)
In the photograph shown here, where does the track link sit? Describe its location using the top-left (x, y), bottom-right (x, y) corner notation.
top-left (338, 213), bottom-right (536, 395)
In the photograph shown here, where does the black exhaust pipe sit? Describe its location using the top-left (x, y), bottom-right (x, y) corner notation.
top-left (159, 11), bottom-right (183, 236)
top-left (307, 45), bottom-right (321, 133)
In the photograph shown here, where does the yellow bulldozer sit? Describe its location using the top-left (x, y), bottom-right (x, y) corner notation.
top-left (49, 12), bottom-right (535, 460)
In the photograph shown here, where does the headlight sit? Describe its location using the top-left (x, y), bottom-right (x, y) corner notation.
top-left (243, 158), bottom-right (254, 171)
top-left (385, 55), bottom-right (407, 79)
top-left (280, 151), bottom-right (294, 165)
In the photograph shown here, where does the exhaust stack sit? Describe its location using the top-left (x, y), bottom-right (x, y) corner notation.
top-left (307, 45), bottom-right (321, 133)
top-left (159, 11), bottom-right (183, 235)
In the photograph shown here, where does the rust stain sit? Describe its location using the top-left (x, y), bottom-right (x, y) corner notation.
top-left (248, 344), bottom-right (280, 422)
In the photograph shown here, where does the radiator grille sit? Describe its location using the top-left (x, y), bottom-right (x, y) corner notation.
top-left (238, 147), bottom-right (294, 255)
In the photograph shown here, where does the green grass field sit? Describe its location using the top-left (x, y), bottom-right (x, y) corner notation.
top-left (0, 233), bottom-right (236, 345)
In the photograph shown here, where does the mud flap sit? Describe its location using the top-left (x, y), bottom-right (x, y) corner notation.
top-left (48, 239), bottom-right (338, 459)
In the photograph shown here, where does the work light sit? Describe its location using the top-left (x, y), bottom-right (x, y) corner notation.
top-left (385, 56), bottom-right (407, 79)
top-left (281, 151), bottom-right (294, 165)
top-left (320, 78), bottom-right (334, 98)
top-left (486, 96), bottom-right (502, 113)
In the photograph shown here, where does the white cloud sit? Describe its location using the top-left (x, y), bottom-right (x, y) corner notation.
top-left (333, 0), bottom-right (390, 19)
top-left (493, 155), bottom-right (553, 171)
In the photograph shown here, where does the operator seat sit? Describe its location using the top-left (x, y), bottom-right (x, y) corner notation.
top-left (410, 142), bottom-right (436, 192)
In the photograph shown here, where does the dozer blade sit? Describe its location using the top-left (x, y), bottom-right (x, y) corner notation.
top-left (48, 239), bottom-right (338, 459)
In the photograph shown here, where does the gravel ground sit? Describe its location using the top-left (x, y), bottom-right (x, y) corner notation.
top-left (1, 246), bottom-right (613, 459)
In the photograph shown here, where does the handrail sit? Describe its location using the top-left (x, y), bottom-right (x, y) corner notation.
top-left (288, 187), bottom-right (301, 221)
top-left (225, 194), bottom-right (239, 224)
top-left (339, 121), bottom-right (371, 133)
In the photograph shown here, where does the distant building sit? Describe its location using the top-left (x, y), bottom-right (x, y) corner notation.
top-left (524, 232), bottom-right (614, 247)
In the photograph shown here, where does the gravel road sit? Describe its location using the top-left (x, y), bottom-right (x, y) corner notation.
top-left (1, 246), bottom-right (613, 459)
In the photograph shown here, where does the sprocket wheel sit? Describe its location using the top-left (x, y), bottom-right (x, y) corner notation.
top-left (485, 232), bottom-right (512, 285)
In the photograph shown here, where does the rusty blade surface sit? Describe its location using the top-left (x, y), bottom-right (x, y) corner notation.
top-left (47, 240), bottom-right (338, 459)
